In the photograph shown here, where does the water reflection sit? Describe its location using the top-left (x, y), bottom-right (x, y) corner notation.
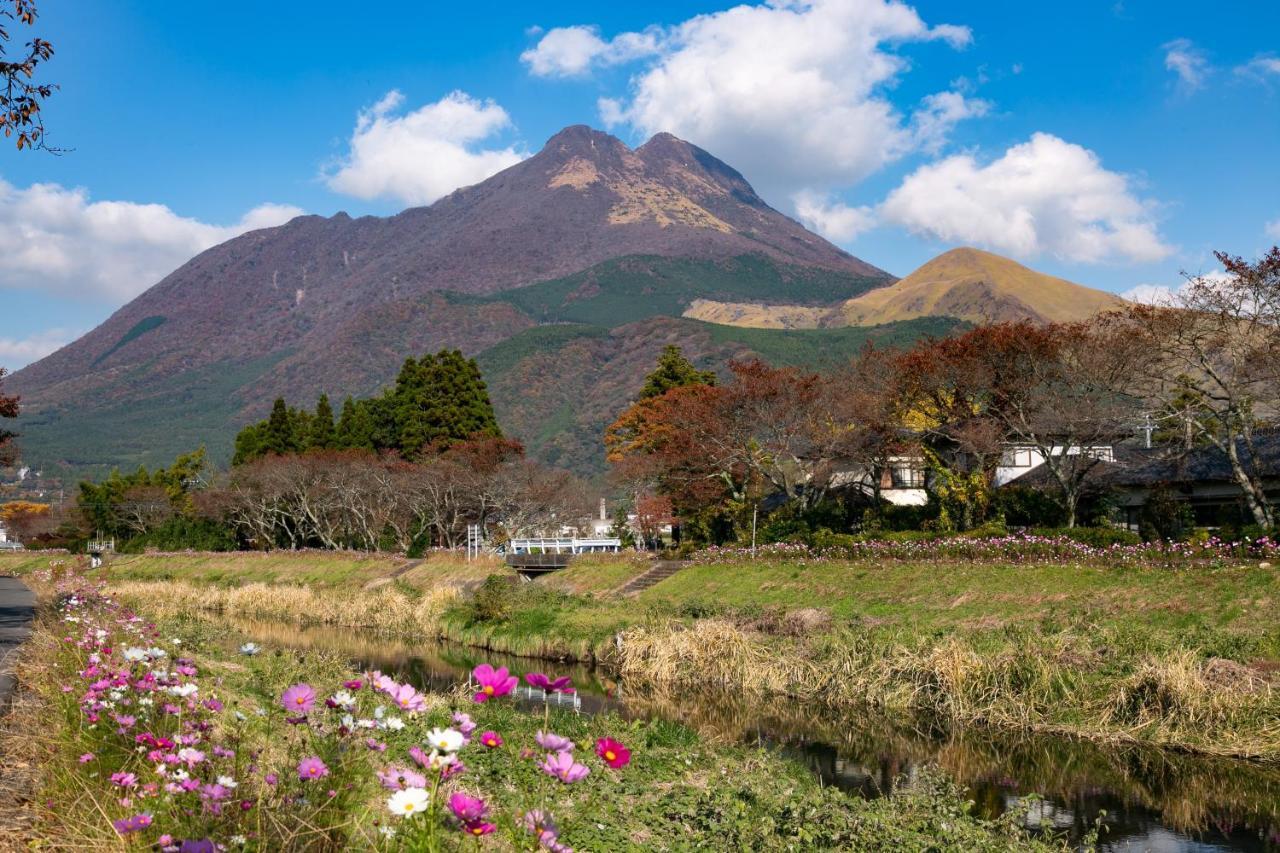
top-left (228, 619), bottom-right (1280, 852)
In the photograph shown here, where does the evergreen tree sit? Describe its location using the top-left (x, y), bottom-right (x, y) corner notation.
top-left (638, 345), bottom-right (717, 400)
top-left (263, 398), bottom-right (297, 456)
top-left (309, 393), bottom-right (336, 450)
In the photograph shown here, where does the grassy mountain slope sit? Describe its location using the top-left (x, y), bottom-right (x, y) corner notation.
top-left (683, 247), bottom-right (1127, 329)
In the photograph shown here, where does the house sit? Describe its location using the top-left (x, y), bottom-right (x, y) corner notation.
top-left (994, 444), bottom-right (1116, 487)
top-left (1098, 433), bottom-right (1280, 529)
top-left (833, 455), bottom-right (929, 507)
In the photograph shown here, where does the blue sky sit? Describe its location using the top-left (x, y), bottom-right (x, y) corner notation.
top-left (3, 0), bottom-right (1278, 368)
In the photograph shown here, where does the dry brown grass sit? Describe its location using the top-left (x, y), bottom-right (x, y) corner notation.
top-left (109, 580), bottom-right (459, 639)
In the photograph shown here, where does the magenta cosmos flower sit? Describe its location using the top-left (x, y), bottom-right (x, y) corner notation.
top-left (540, 751), bottom-right (590, 783)
top-left (596, 737), bottom-right (631, 769)
top-left (281, 683), bottom-right (316, 714)
top-left (535, 730), bottom-right (574, 753)
top-left (111, 813), bottom-right (152, 834)
top-left (464, 820), bottom-right (496, 837)
top-left (478, 730), bottom-right (503, 748)
top-left (524, 672), bottom-right (575, 694)
top-left (297, 756), bottom-right (329, 781)
top-left (471, 664), bottom-right (516, 703)
top-left (448, 791), bottom-right (488, 823)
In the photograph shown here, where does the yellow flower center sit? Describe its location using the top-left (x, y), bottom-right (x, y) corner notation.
top-left (483, 685), bottom-right (494, 695)
top-left (605, 750), bottom-right (616, 761)
top-left (295, 697), bottom-right (305, 705)
top-left (404, 803), bottom-right (414, 812)
top-left (471, 827), bottom-right (483, 835)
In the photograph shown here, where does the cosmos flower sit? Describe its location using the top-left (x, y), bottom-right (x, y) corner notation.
top-left (377, 765), bottom-right (428, 791)
top-left (535, 730), bottom-right (574, 753)
top-left (471, 664), bottom-right (516, 703)
top-left (478, 730), bottom-right (503, 748)
top-left (387, 787), bottom-right (429, 818)
top-left (425, 727), bottom-right (465, 754)
top-left (448, 791), bottom-right (488, 822)
top-left (540, 751), bottom-right (590, 783)
top-left (596, 737), bottom-right (631, 769)
top-left (281, 683), bottom-right (316, 714)
top-left (524, 672), bottom-right (575, 694)
top-left (297, 756), bottom-right (329, 781)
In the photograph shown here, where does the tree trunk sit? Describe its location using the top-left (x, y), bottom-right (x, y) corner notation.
top-left (1064, 492), bottom-right (1078, 529)
top-left (1226, 436), bottom-right (1274, 528)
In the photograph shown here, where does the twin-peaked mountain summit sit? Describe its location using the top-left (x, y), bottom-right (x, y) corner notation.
top-left (11, 126), bottom-right (1123, 478)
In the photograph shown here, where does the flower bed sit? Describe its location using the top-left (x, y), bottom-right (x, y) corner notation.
top-left (15, 568), bottom-right (1061, 851)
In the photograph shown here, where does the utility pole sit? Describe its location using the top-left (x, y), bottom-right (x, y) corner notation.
top-left (1141, 413), bottom-right (1155, 449)
top-left (751, 504), bottom-right (758, 559)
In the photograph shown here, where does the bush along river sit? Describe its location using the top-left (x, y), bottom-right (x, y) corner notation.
top-left (228, 618), bottom-right (1280, 852)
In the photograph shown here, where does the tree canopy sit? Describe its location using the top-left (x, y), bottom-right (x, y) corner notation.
top-left (233, 349), bottom-right (502, 465)
top-left (637, 345), bottom-right (716, 400)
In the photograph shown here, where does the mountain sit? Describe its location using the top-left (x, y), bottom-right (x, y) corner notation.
top-left (11, 126), bottom-right (912, 480)
top-left (683, 247), bottom-right (1127, 329)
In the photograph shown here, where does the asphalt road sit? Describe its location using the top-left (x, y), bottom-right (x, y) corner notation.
top-left (0, 576), bottom-right (35, 710)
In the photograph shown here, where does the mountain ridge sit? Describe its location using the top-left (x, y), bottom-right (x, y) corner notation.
top-left (682, 247), bottom-right (1128, 329)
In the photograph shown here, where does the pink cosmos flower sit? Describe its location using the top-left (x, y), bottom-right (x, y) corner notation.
top-left (478, 730), bottom-right (503, 748)
top-left (471, 663), bottom-right (516, 703)
top-left (524, 672), bottom-right (575, 694)
top-left (452, 712), bottom-right (477, 738)
top-left (109, 771), bottom-right (138, 788)
top-left (297, 756), bottom-right (329, 781)
top-left (343, 679), bottom-right (363, 690)
top-left (377, 765), bottom-right (428, 790)
top-left (596, 737), bottom-right (631, 769)
top-left (366, 738), bottom-right (387, 752)
top-left (535, 730), bottom-right (574, 753)
top-left (540, 751), bottom-right (590, 783)
top-left (111, 813), bottom-right (152, 835)
top-left (464, 820), bottom-right (497, 837)
top-left (388, 683), bottom-right (426, 712)
top-left (448, 791), bottom-right (488, 822)
top-left (281, 683), bottom-right (316, 714)
top-left (78, 753), bottom-right (94, 763)
top-left (523, 810), bottom-right (560, 846)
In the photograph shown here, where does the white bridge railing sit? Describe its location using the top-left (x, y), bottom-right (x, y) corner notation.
top-left (506, 537), bottom-right (621, 555)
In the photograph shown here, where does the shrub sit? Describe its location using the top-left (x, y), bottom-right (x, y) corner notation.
top-left (470, 573), bottom-right (521, 623)
top-left (995, 485), bottom-right (1066, 527)
top-left (1029, 526), bottom-right (1140, 548)
top-left (1138, 486), bottom-right (1196, 542)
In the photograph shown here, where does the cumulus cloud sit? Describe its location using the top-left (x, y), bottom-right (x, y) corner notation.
top-left (792, 190), bottom-right (876, 242)
top-left (880, 132), bottom-right (1172, 264)
top-left (325, 90), bottom-right (526, 206)
top-left (526, 0), bottom-right (981, 200)
top-left (1267, 218), bottom-right (1280, 240)
top-left (1163, 38), bottom-right (1209, 91)
top-left (0, 327), bottom-right (83, 370)
top-left (520, 25), bottom-right (660, 77)
top-left (0, 178), bottom-right (302, 302)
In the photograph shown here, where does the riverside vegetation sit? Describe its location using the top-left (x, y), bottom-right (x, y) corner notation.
top-left (0, 562), bottom-right (1062, 851)
top-left (4, 539), bottom-right (1278, 763)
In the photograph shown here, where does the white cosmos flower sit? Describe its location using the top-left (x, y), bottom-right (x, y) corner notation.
top-left (331, 690), bottom-right (355, 709)
top-left (425, 727), bottom-right (465, 753)
top-left (239, 643), bottom-right (261, 656)
top-left (146, 648), bottom-right (167, 658)
top-left (123, 648), bottom-right (148, 662)
top-left (384, 717), bottom-right (405, 731)
top-left (387, 787), bottom-right (430, 818)
top-left (168, 684), bottom-right (198, 698)
top-left (217, 775), bottom-right (237, 789)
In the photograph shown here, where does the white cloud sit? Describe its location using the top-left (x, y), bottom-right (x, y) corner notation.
top-left (1121, 270), bottom-right (1229, 306)
top-left (792, 190), bottom-right (876, 242)
top-left (520, 25), bottom-right (660, 77)
top-left (0, 178), bottom-right (302, 302)
top-left (325, 90), bottom-right (526, 206)
top-left (1163, 38), bottom-right (1209, 91)
top-left (1268, 219), bottom-right (1280, 240)
top-left (0, 327), bottom-right (83, 369)
top-left (880, 132), bottom-right (1172, 264)
top-left (1236, 54), bottom-right (1280, 81)
top-left (527, 0), bottom-right (981, 200)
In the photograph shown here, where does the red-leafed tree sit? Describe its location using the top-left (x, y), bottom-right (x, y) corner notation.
top-left (0, 366), bottom-right (19, 465)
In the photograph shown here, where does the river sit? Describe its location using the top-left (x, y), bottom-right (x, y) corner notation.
top-left (229, 619), bottom-right (1280, 852)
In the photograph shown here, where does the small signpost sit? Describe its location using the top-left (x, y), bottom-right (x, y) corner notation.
top-left (465, 524), bottom-right (483, 562)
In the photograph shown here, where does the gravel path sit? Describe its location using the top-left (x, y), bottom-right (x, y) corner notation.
top-left (0, 576), bottom-right (35, 711)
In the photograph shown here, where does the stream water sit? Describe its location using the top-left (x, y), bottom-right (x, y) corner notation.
top-left (229, 619), bottom-right (1280, 852)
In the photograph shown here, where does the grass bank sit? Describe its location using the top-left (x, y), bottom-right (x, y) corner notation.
top-left (2, 567), bottom-right (1059, 851)
top-left (7, 550), bottom-right (1278, 760)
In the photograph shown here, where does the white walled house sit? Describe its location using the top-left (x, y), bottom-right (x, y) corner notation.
top-left (994, 445), bottom-right (1115, 487)
top-left (832, 455), bottom-right (930, 507)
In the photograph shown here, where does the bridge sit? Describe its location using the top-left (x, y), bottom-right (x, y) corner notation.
top-left (504, 537), bottom-right (622, 578)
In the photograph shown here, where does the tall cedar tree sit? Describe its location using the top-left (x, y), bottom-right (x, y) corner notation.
top-left (233, 350), bottom-right (501, 464)
top-left (0, 366), bottom-right (18, 464)
top-left (638, 345), bottom-right (716, 400)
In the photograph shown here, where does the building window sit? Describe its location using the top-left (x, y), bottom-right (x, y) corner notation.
top-left (891, 464), bottom-right (925, 489)
top-left (1003, 448), bottom-right (1033, 467)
